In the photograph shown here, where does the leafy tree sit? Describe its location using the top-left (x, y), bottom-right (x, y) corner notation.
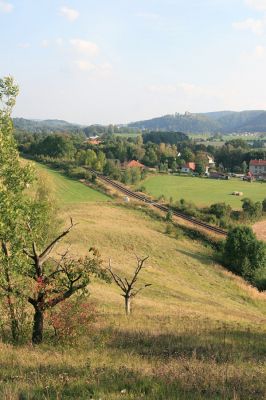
top-left (262, 198), bottom-right (266, 212)
top-left (222, 226), bottom-right (266, 282)
top-left (0, 77), bottom-right (109, 344)
top-left (103, 160), bottom-right (121, 180)
top-left (143, 146), bottom-right (158, 166)
top-left (0, 76), bottom-right (34, 341)
top-left (210, 203), bottom-right (232, 219)
top-left (241, 161), bottom-right (248, 174)
top-left (166, 210), bottom-right (173, 222)
top-left (182, 148), bottom-right (195, 162)
top-left (34, 135), bottom-right (76, 159)
top-left (242, 198), bottom-right (262, 220)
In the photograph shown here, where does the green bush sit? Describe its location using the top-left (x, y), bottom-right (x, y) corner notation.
top-left (222, 226), bottom-right (266, 284)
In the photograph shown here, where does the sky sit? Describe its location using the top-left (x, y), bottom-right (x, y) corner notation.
top-left (1, 0), bottom-right (266, 125)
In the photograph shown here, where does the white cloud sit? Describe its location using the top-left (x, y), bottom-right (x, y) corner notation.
top-left (246, 0), bottom-right (266, 11)
top-left (70, 39), bottom-right (99, 55)
top-left (0, 0), bottom-right (13, 13)
top-left (41, 39), bottom-right (49, 48)
top-left (60, 6), bottom-right (79, 21)
top-left (241, 44), bottom-right (266, 60)
top-left (233, 17), bottom-right (266, 34)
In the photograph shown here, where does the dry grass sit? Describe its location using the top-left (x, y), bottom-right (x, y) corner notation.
top-left (57, 202), bottom-right (266, 324)
top-left (1, 165), bottom-right (266, 399)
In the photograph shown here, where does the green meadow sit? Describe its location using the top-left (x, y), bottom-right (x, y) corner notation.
top-left (143, 175), bottom-right (266, 209)
top-left (34, 162), bottom-right (110, 204)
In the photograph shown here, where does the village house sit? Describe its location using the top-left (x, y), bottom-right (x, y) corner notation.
top-left (181, 162), bottom-right (196, 173)
top-left (249, 159), bottom-right (266, 180)
top-left (123, 160), bottom-right (145, 169)
top-left (86, 135), bottom-right (102, 145)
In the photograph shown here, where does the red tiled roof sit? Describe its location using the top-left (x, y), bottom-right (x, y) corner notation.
top-left (250, 159), bottom-right (266, 166)
top-left (126, 160), bottom-right (145, 168)
top-left (88, 139), bottom-right (102, 145)
top-left (185, 162), bottom-right (196, 171)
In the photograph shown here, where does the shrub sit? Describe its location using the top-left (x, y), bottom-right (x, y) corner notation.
top-left (222, 226), bottom-right (266, 283)
top-left (47, 298), bottom-right (98, 343)
top-left (241, 198), bottom-right (263, 220)
top-left (165, 210), bottom-right (173, 222)
top-left (209, 203), bottom-right (232, 219)
top-left (263, 198), bottom-right (266, 212)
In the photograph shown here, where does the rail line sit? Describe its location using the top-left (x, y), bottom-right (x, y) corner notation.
top-left (90, 170), bottom-right (227, 237)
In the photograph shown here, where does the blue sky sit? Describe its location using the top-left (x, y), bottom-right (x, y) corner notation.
top-left (1, 0), bottom-right (266, 124)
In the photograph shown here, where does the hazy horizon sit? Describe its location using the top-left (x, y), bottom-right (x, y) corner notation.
top-left (2, 0), bottom-right (266, 124)
top-left (12, 108), bottom-right (266, 127)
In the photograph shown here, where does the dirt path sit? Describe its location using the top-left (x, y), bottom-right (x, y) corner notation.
top-left (253, 220), bottom-right (266, 241)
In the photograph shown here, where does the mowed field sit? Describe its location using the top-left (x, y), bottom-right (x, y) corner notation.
top-left (1, 164), bottom-right (266, 399)
top-left (143, 175), bottom-right (266, 209)
top-left (34, 162), bottom-right (110, 203)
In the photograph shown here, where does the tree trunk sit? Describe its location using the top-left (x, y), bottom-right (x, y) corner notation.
top-left (7, 292), bottom-right (19, 343)
top-left (125, 296), bottom-right (131, 315)
top-left (32, 308), bottom-right (44, 344)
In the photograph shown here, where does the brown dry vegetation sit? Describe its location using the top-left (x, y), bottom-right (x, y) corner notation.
top-left (1, 166), bottom-right (266, 399)
top-left (253, 220), bottom-right (266, 242)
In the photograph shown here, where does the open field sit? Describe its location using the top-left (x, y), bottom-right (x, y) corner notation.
top-left (1, 198), bottom-right (266, 399)
top-left (33, 162), bottom-right (110, 204)
top-left (143, 175), bottom-right (266, 209)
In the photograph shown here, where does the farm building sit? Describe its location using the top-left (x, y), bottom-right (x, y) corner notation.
top-left (85, 136), bottom-right (102, 145)
top-left (181, 162), bottom-right (196, 173)
top-left (249, 159), bottom-right (266, 180)
top-left (123, 160), bottom-right (145, 169)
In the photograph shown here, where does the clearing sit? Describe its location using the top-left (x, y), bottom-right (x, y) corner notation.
top-left (143, 174), bottom-right (266, 208)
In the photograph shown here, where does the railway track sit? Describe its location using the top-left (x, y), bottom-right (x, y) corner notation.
top-left (89, 170), bottom-right (227, 237)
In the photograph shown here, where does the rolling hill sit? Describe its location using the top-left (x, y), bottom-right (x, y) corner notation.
top-left (13, 117), bottom-right (82, 134)
top-left (14, 110), bottom-right (266, 135)
top-left (128, 110), bottom-right (266, 134)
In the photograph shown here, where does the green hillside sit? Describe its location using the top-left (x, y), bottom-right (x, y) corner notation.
top-left (128, 110), bottom-right (266, 133)
top-left (2, 163), bottom-right (266, 399)
top-left (34, 162), bottom-right (110, 204)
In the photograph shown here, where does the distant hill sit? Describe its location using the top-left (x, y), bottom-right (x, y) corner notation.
top-left (128, 111), bottom-right (266, 134)
top-left (13, 118), bottom-right (82, 134)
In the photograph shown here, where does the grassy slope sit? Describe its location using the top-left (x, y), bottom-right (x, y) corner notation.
top-left (34, 162), bottom-right (109, 203)
top-left (1, 165), bottom-right (266, 399)
top-left (143, 175), bottom-right (266, 208)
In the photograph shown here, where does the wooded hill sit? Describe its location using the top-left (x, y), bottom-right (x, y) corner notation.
top-left (128, 110), bottom-right (266, 134)
top-left (13, 110), bottom-right (266, 135)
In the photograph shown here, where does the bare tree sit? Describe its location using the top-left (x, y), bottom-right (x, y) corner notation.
top-left (108, 255), bottom-right (151, 315)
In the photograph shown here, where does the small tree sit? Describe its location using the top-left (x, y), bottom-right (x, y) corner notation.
top-left (23, 224), bottom-right (109, 344)
top-left (108, 256), bottom-right (151, 315)
top-left (210, 203), bottom-right (232, 219)
top-left (242, 198), bottom-right (262, 220)
top-left (222, 226), bottom-right (266, 283)
top-left (166, 209), bottom-right (173, 222)
top-left (262, 198), bottom-right (266, 213)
